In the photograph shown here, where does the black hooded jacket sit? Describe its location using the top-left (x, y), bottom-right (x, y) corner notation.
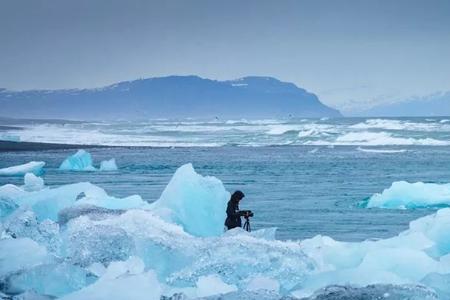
top-left (225, 199), bottom-right (241, 229)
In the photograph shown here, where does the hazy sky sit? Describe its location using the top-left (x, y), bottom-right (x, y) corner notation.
top-left (1, 0), bottom-right (449, 112)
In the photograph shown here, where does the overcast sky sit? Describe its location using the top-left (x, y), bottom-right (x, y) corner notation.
top-left (1, 0), bottom-right (449, 112)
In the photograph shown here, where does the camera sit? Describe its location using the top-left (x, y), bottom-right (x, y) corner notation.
top-left (240, 210), bottom-right (254, 218)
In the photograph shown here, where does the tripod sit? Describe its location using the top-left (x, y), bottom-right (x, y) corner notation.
top-left (243, 216), bottom-right (251, 232)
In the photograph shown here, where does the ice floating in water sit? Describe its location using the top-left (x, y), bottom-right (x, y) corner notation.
top-left (0, 161), bottom-right (45, 176)
top-left (100, 158), bottom-right (118, 171)
top-left (23, 173), bottom-right (44, 192)
top-left (0, 181), bottom-right (149, 222)
top-left (60, 150), bottom-right (96, 171)
top-left (3, 164), bottom-right (450, 298)
top-left (151, 163), bottom-right (229, 237)
top-left (60, 150), bottom-right (118, 171)
top-left (365, 181), bottom-right (450, 209)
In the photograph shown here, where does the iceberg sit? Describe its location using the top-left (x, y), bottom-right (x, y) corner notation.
top-left (0, 161), bottom-right (45, 176)
top-left (151, 163), bottom-right (229, 237)
top-left (59, 150), bottom-right (119, 172)
top-left (59, 150), bottom-right (96, 171)
top-left (365, 181), bottom-right (450, 209)
top-left (23, 173), bottom-right (44, 192)
top-left (100, 158), bottom-right (118, 171)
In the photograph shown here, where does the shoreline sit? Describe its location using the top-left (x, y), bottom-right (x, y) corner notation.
top-left (0, 140), bottom-right (109, 152)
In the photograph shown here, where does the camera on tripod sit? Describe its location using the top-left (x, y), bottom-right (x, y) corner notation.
top-left (239, 210), bottom-right (254, 218)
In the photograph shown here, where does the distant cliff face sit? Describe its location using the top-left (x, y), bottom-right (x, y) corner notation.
top-left (0, 76), bottom-right (341, 120)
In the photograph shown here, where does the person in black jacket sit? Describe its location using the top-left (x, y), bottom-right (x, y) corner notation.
top-left (224, 190), bottom-right (246, 230)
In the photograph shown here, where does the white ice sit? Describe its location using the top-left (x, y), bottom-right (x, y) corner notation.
top-left (100, 158), bottom-right (118, 171)
top-left (23, 173), bottom-right (44, 192)
top-left (366, 181), bottom-right (450, 209)
top-left (0, 161), bottom-right (45, 176)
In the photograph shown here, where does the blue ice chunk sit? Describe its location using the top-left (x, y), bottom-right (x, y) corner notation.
top-left (0, 238), bottom-right (50, 278)
top-left (0, 161), bottom-right (45, 176)
top-left (60, 257), bottom-right (162, 300)
top-left (64, 220), bottom-right (135, 266)
top-left (366, 181), bottom-right (450, 209)
top-left (6, 263), bottom-right (92, 297)
top-left (151, 163), bottom-right (229, 237)
top-left (4, 210), bottom-right (61, 254)
top-left (59, 150), bottom-right (97, 171)
top-left (0, 181), bottom-right (148, 222)
top-left (0, 198), bottom-right (18, 221)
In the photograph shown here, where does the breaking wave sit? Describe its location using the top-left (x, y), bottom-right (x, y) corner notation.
top-left (356, 147), bottom-right (407, 153)
top-left (1, 117), bottom-right (449, 147)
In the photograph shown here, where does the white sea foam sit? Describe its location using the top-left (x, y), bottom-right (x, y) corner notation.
top-left (357, 147), bottom-right (407, 153)
top-left (308, 131), bottom-right (450, 146)
top-left (350, 119), bottom-right (450, 132)
top-left (2, 118), bottom-right (449, 147)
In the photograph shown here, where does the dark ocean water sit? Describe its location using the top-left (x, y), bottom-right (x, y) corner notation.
top-left (1, 145), bottom-right (449, 241)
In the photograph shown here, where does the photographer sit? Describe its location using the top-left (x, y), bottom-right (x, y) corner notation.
top-left (225, 190), bottom-right (253, 231)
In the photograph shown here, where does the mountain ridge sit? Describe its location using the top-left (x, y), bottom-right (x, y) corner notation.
top-left (0, 75), bottom-right (341, 120)
top-left (355, 92), bottom-right (450, 117)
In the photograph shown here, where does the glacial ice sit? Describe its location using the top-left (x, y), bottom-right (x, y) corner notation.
top-left (195, 275), bottom-right (237, 297)
top-left (0, 238), bottom-right (50, 277)
top-left (59, 150), bottom-right (119, 172)
top-left (0, 161), bottom-right (45, 176)
top-left (100, 158), bottom-right (118, 171)
top-left (151, 163), bottom-right (229, 237)
top-left (60, 257), bottom-right (162, 300)
top-left (2, 164), bottom-right (450, 298)
top-left (23, 173), bottom-right (44, 192)
top-left (5, 263), bottom-right (91, 297)
top-left (366, 181), bottom-right (450, 209)
top-left (0, 181), bottom-right (149, 222)
top-left (59, 150), bottom-right (97, 171)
